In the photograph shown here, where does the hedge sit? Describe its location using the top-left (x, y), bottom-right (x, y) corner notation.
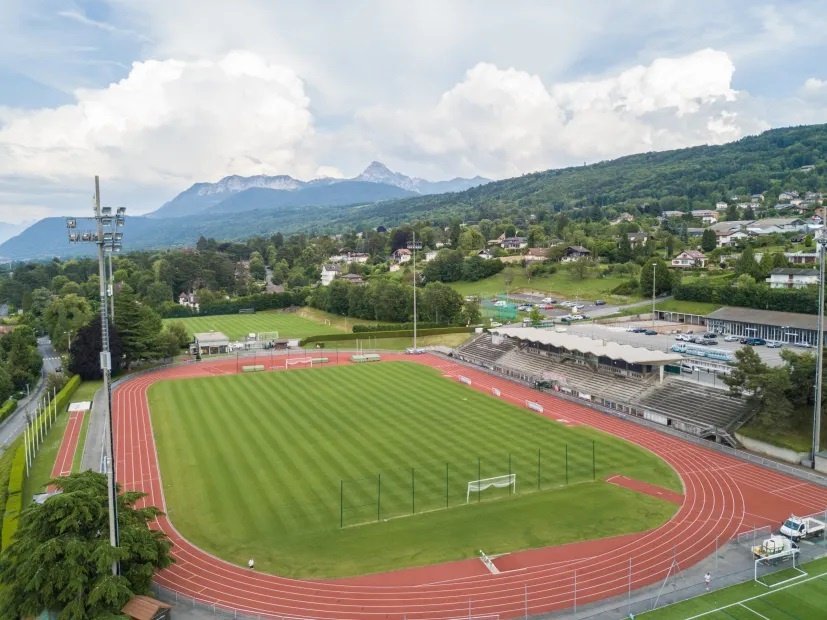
top-left (0, 398), bottom-right (17, 424)
top-left (161, 289), bottom-right (310, 318)
top-left (352, 322), bottom-right (459, 333)
top-left (301, 326), bottom-right (473, 345)
top-left (0, 436), bottom-right (22, 548)
top-left (1, 443), bottom-right (25, 550)
top-left (674, 282), bottom-right (818, 314)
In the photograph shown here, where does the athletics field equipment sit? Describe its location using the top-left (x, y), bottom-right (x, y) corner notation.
top-left (114, 354), bottom-right (827, 619)
top-left (148, 361), bottom-right (680, 576)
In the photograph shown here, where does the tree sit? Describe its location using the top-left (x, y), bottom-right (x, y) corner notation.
top-left (0, 471), bottom-right (173, 619)
top-left (420, 282), bottom-right (463, 324)
top-left (639, 258), bottom-right (673, 296)
top-left (43, 294), bottom-right (94, 354)
top-left (724, 347), bottom-right (792, 428)
top-left (69, 316), bottom-right (124, 380)
top-left (114, 285), bottom-right (163, 367)
top-left (0, 326), bottom-right (42, 391)
top-left (461, 299), bottom-right (481, 325)
top-left (700, 228), bottom-right (717, 252)
top-left (457, 229), bottom-right (485, 253)
top-left (734, 245), bottom-right (762, 280)
top-left (529, 306), bottom-right (544, 326)
top-left (616, 235), bottom-right (633, 263)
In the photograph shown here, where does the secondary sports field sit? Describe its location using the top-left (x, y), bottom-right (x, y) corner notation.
top-left (149, 362), bottom-right (681, 578)
top-left (163, 309), bottom-right (344, 340)
top-left (639, 557), bottom-right (827, 619)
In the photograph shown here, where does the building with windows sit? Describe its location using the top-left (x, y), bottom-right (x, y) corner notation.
top-left (671, 250), bottom-right (707, 268)
top-left (705, 307), bottom-right (821, 346)
top-left (766, 268), bottom-right (818, 289)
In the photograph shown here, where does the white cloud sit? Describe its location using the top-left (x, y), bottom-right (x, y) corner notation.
top-left (0, 51), bottom-right (316, 186)
top-left (803, 77), bottom-right (827, 94)
top-left (359, 49), bottom-right (749, 178)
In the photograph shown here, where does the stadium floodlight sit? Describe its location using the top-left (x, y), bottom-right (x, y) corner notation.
top-left (65, 176), bottom-right (125, 576)
top-left (813, 229), bottom-right (827, 468)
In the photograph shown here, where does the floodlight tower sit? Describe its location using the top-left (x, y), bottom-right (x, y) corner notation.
top-left (66, 176), bottom-right (125, 574)
top-left (813, 229), bottom-right (827, 468)
top-left (407, 232), bottom-right (423, 350)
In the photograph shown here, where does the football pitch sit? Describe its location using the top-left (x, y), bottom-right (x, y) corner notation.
top-left (639, 557), bottom-right (827, 619)
top-left (149, 362), bottom-right (681, 578)
top-left (163, 309), bottom-right (344, 340)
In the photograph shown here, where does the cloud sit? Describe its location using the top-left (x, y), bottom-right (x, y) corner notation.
top-left (803, 77), bottom-right (827, 94)
top-left (359, 49), bottom-right (750, 177)
top-left (0, 51), bottom-right (317, 186)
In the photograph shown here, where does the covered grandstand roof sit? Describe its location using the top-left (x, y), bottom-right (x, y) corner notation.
top-left (492, 327), bottom-right (683, 365)
top-left (706, 307), bottom-right (818, 331)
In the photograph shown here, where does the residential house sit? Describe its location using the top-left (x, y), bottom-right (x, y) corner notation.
top-left (329, 252), bottom-right (370, 264)
top-left (715, 201), bottom-right (729, 211)
top-left (392, 248), bottom-right (412, 263)
top-left (423, 250), bottom-right (439, 262)
top-left (671, 250), bottom-right (707, 269)
top-left (610, 213), bottom-right (635, 225)
top-left (715, 229), bottom-right (748, 247)
top-left (691, 209), bottom-right (719, 224)
top-left (524, 248), bottom-right (549, 262)
top-left (686, 228), bottom-right (706, 237)
top-left (784, 250), bottom-right (819, 266)
top-left (339, 273), bottom-right (366, 285)
top-left (561, 245), bottom-right (591, 262)
top-left (766, 268), bottom-right (819, 289)
top-left (487, 233), bottom-right (506, 246)
top-left (661, 210), bottom-right (685, 218)
top-left (477, 249), bottom-right (494, 259)
top-left (626, 232), bottom-right (648, 247)
top-left (500, 236), bottom-right (528, 250)
top-left (778, 191), bottom-right (800, 201)
top-left (178, 292), bottom-right (199, 311)
top-left (320, 264), bottom-right (340, 286)
top-left (750, 194), bottom-right (765, 202)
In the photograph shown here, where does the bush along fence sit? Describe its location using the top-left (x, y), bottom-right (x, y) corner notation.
top-left (161, 289), bottom-right (309, 318)
top-left (351, 322), bottom-right (461, 333)
top-left (0, 398), bottom-right (17, 424)
top-left (301, 326), bottom-right (473, 347)
top-left (1, 374), bottom-right (81, 550)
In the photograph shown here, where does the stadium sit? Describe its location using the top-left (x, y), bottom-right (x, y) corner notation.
top-left (113, 344), bottom-right (827, 619)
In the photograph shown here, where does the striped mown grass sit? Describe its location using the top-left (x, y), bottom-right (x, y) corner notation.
top-left (149, 362), bottom-right (680, 577)
top-left (163, 309), bottom-right (344, 341)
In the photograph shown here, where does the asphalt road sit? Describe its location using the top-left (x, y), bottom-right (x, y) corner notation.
top-left (0, 336), bottom-right (61, 449)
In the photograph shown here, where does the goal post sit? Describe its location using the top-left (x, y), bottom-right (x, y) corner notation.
top-left (466, 474), bottom-right (516, 503)
top-left (285, 358), bottom-right (313, 369)
top-left (754, 548), bottom-right (806, 588)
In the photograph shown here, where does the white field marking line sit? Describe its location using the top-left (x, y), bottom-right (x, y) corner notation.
top-left (683, 567), bottom-right (827, 620)
top-left (739, 603), bottom-right (771, 620)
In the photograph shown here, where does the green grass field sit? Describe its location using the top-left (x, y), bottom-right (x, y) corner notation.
top-left (639, 557), bottom-right (827, 619)
top-left (447, 266), bottom-right (641, 303)
top-left (163, 309), bottom-right (345, 341)
top-left (149, 362), bottom-right (680, 577)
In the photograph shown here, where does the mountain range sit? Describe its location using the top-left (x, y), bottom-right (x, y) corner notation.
top-left (1, 124), bottom-right (826, 261)
top-left (147, 161), bottom-right (489, 219)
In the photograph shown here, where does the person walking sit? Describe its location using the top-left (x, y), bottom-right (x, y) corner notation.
top-left (248, 558), bottom-right (255, 569)
top-left (704, 571), bottom-right (711, 591)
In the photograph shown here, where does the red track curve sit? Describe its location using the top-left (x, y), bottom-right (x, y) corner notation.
top-left (113, 354), bottom-right (827, 619)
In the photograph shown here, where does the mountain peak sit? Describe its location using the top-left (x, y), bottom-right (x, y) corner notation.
top-left (362, 161), bottom-right (393, 174)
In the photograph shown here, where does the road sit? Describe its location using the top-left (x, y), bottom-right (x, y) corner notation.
top-left (0, 336), bottom-right (61, 450)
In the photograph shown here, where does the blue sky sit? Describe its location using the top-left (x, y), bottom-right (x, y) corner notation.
top-left (0, 0), bottom-right (826, 230)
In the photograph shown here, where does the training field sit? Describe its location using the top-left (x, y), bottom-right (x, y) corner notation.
top-left (163, 309), bottom-right (344, 340)
top-left (640, 557), bottom-right (827, 619)
top-left (149, 362), bottom-right (681, 578)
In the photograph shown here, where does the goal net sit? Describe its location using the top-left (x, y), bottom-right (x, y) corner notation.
top-left (754, 546), bottom-right (805, 588)
top-left (466, 474), bottom-right (516, 503)
top-left (257, 331), bottom-right (279, 341)
top-left (285, 358), bottom-right (313, 369)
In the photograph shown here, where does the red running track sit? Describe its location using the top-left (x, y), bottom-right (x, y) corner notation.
top-left (49, 411), bottom-right (84, 484)
top-left (113, 354), bottom-right (827, 619)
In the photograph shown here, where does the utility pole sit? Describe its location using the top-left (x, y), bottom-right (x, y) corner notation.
top-left (651, 262), bottom-right (657, 328)
top-left (407, 232), bottom-right (423, 350)
top-left (813, 231), bottom-right (827, 467)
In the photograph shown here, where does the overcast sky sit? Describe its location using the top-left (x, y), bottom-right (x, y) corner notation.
top-left (1, 0), bottom-right (827, 227)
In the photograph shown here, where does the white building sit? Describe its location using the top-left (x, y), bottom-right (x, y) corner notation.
top-left (766, 268), bottom-right (819, 289)
top-left (671, 250), bottom-right (707, 268)
top-left (746, 218), bottom-right (809, 236)
top-left (320, 264), bottom-right (340, 286)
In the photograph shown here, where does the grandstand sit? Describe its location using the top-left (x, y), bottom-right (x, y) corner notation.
top-left (454, 328), bottom-right (753, 443)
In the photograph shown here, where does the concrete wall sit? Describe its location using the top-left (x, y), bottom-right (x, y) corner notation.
top-left (735, 432), bottom-right (809, 465)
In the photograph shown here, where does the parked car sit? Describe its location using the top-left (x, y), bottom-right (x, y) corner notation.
top-left (743, 338), bottom-right (766, 346)
top-left (794, 341), bottom-right (812, 348)
top-left (629, 327), bottom-right (647, 333)
top-left (766, 340), bottom-right (782, 348)
top-left (542, 297), bottom-right (556, 304)
top-left (675, 334), bottom-right (691, 341)
top-left (644, 329), bottom-right (658, 335)
top-left (490, 321), bottom-right (503, 327)
top-left (594, 300), bottom-right (606, 306)
top-left (724, 335), bottom-right (739, 342)
top-left (703, 332), bottom-right (717, 339)
top-left (517, 304), bottom-right (533, 311)
top-left (570, 314), bottom-right (585, 321)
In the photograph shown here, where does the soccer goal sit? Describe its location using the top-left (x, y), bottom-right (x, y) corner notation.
top-left (257, 331), bottom-right (279, 342)
top-left (754, 547), bottom-right (806, 588)
top-left (466, 474), bottom-right (516, 503)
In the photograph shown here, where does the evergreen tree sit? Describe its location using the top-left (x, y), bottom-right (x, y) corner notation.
top-left (68, 315), bottom-right (123, 380)
top-left (113, 284), bottom-right (162, 368)
top-left (700, 228), bottom-right (717, 252)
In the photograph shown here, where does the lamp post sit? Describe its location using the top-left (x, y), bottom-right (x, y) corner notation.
top-left (812, 230), bottom-right (827, 468)
top-left (66, 176), bottom-right (125, 574)
top-left (651, 262), bottom-right (657, 327)
top-left (407, 233), bottom-right (423, 350)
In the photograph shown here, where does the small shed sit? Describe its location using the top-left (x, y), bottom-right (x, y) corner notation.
top-left (193, 331), bottom-right (230, 355)
top-left (121, 595), bottom-right (172, 620)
